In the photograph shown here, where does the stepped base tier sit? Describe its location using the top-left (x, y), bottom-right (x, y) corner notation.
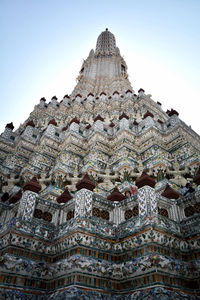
top-left (0, 29), bottom-right (200, 299)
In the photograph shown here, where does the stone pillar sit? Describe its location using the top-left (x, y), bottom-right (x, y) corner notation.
top-left (168, 201), bottom-right (181, 222)
top-left (138, 88), bottom-right (145, 97)
top-left (39, 98), bottom-right (46, 107)
top-left (112, 204), bottom-right (123, 225)
top-left (137, 186), bottom-right (158, 223)
top-left (70, 121), bottom-right (79, 133)
top-left (52, 209), bottom-right (59, 225)
top-left (143, 116), bottom-right (155, 128)
top-left (22, 125), bottom-right (34, 138)
top-left (59, 210), bottom-right (64, 225)
top-left (75, 188), bottom-right (93, 218)
top-left (94, 120), bottom-right (104, 132)
top-left (119, 118), bottom-right (129, 130)
top-left (46, 124), bottom-right (56, 137)
top-left (17, 191), bottom-right (37, 222)
top-left (1, 126), bottom-right (14, 139)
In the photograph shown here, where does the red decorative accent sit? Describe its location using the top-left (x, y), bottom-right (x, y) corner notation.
top-left (107, 187), bottom-right (126, 202)
top-left (51, 96), bottom-right (57, 100)
top-left (94, 115), bottom-right (104, 122)
top-left (100, 92), bottom-right (106, 96)
top-left (86, 124), bottom-right (91, 129)
top-left (136, 171), bottom-right (155, 188)
top-left (64, 95), bottom-right (70, 99)
top-left (26, 120), bottom-right (35, 127)
top-left (157, 119), bottom-right (163, 124)
top-left (6, 122), bottom-right (14, 130)
top-left (119, 112), bottom-right (129, 120)
top-left (126, 89), bottom-right (132, 94)
top-left (1, 193), bottom-right (10, 202)
top-left (133, 120), bottom-right (138, 126)
top-left (23, 177), bottom-right (41, 193)
top-left (138, 88), bottom-right (145, 93)
top-left (96, 96), bottom-right (99, 100)
top-left (113, 91), bottom-right (119, 95)
top-left (70, 117), bottom-right (80, 125)
top-left (76, 173), bottom-right (95, 191)
top-left (130, 185), bottom-right (138, 195)
top-left (134, 94), bottom-right (137, 97)
top-left (40, 97), bottom-right (46, 102)
top-left (161, 184), bottom-right (180, 199)
top-left (108, 96), bottom-right (112, 99)
top-left (62, 125), bottom-right (68, 131)
top-left (57, 187), bottom-right (73, 204)
top-left (167, 109), bottom-right (179, 117)
top-left (143, 111), bottom-right (154, 119)
top-left (87, 93), bottom-right (94, 97)
top-left (9, 190), bottom-right (22, 204)
top-left (109, 122), bottom-right (115, 128)
top-left (193, 167), bottom-right (200, 186)
top-left (75, 94), bottom-right (82, 98)
top-left (48, 119), bottom-right (57, 126)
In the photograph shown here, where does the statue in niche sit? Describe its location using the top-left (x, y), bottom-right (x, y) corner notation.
top-left (130, 157), bottom-right (144, 179)
top-left (64, 165), bottom-right (80, 191)
top-left (123, 169), bottom-right (131, 182)
top-left (167, 160), bottom-right (188, 187)
top-left (39, 169), bottom-right (52, 190)
top-left (156, 168), bottom-right (165, 182)
top-left (2, 172), bottom-right (20, 193)
top-left (56, 176), bottom-right (65, 189)
top-left (96, 165), bottom-right (118, 191)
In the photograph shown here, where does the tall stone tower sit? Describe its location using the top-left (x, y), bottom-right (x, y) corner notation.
top-left (0, 29), bottom-right (200, 300)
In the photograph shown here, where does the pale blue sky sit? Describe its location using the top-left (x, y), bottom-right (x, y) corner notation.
top-left (1, 0), bottom-right (200, 133)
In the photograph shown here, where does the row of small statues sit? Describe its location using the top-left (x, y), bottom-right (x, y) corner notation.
top-left (1, 159), bottom-right (197, 195)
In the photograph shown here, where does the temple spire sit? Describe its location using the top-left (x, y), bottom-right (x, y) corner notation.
top-left (71, 29), bottom-right (133, 97)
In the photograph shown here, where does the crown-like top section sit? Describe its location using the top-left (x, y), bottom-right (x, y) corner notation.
top-left (95, 28), bottom-right (117, 57)
top-left (71, 29), bottom-right (133, 97)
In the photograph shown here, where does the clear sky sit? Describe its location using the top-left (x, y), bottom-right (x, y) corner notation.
top-left (1, 0), bottom-right (200, 134)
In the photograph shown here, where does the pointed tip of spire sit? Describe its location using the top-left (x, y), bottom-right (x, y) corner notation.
top-left (26, 120), bottom-right (35, 128)
top-left (6, 122), bottom-right (14, 130)
top-left (119, 112), bottom-right (129, 120)
top-left (136, 171), bottom-right (155, 189)
top-left (107, 186), bottom-right (126, 202)
top-left (23, 176), bottom-right (41, 193)
top-left (48, 119), bottom-right (57, 126)
top-left (57, 187), bottom-right (73, 204)
top-left (76, 173), bottom-right (95, 191)
top-left (161, 183), bottom-right (180, 199)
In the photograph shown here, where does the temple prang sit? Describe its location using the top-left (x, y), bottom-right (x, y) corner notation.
top-left (0, 29), bottom-right (200, 300)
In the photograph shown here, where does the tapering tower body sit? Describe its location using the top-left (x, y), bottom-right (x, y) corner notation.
top-left (0, 30), bottom-right (200, 300)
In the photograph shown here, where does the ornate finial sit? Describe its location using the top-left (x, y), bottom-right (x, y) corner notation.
top-left (95, 29), bottom-right (116, 57)
top-left (107, 186), bottom-right (126, 202)
top-left (23, 177), bottom-right (41, 193)
top-left (6, 122), bottom-right (14, 130)
top-left (57, 187), bottom-right (72, 204)
top-left (76, 173), bottom-right (95, 191)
